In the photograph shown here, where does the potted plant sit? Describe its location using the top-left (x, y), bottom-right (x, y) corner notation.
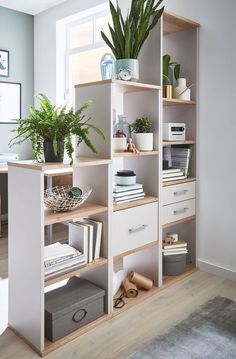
top-left (163, 54), bottom-right (180, 98)
top-left (101, 0), bottom-right (164, 82)
top-left (131, 117), bottom-right (153, 151)
top-left (9, 94), bottom-right (105, 164)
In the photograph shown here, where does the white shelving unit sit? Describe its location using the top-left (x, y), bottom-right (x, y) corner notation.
top-left (8, 11), bottom-right (200, 357)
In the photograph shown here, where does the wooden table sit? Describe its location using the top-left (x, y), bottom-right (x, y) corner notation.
top-left (0, 163), bottom-right (72, 240)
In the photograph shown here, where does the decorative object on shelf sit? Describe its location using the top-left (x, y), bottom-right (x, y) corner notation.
top-left (129, 271), bottom-right (153, 290)
top-left (100, 53), bottom-right (115, 80)
top-left (125, 138), bottom-right (140, 154)
top-left (165, 233), bottom-right (179, 242)
top-left (173, 78), bottom-right (193, 101)
top-left (101, 0), bottom-right (164, 82)
top-left (114, 115), bottom-right (131, 140)
top-left (131, 117), bottom-right (153, 151)
top-left (163, 54), bottom-right (180, 99)
top-left (122, 277), bottom-right (138, 298)
top-left (9, 94), bottom-right (105, 164)
top-left (44, 186), bottom-right (92, 213)
top-left (0, 81), bottom-right (21, 123)
top-left (163, 123), bottom-right (186, 141)
top-left (113, 270), bottom-right (127, 296)
top-left (115, 170), bottom-right (136, 186)
top-left (163, 253), bottom-right (187, 276)
top-left (0, 50), bottom-right (9, 77)
top-left (113, 183), bottom-right (145, 205)
top-left (113, 129), bottom-right (127, 152)
top-left (68, 186), bottom-right (83, 199)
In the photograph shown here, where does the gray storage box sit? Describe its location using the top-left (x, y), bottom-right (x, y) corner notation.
top-left (45, 277), bottom-right (105, 342)
top-left (163, 254), bottom-right (186, 276)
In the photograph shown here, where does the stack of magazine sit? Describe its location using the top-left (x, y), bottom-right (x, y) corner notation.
top-left (162, 168), bottom-right (187, 182)
top-left (163, 240), bottom-right (188, 256)
top-left (113, 184), bottom-right (145, 205)
top-left (44, 242), bottom-right (86, 281)
top-left (163, 145), bottom-right (192, 183)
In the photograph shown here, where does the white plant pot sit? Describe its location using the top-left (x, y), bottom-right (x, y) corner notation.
top-left (133, 133), bottom-right (153, 151)
top-left (115, 59), bottom-right (139, 82)
top-left (113, 137), bottom-right (127, 152)
top-left (173, 78), bottom-right (191, 101)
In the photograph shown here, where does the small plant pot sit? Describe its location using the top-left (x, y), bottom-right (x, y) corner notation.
top-left (113, 137), bottom-right (127, 152)
top-left (115, 59), bottom-right (139, 82)
top-left (163, 85), bottom-right (173, 99)
top-left (133, 133), bottom-right (153, 151)
top-left (43, 140), bottom-right (64, 163)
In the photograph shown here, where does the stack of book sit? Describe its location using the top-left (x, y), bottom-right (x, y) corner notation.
top-left (163, 145), bottom-right (192, 178)
top-left (69, 218), bottom-right (103, 263)
top-left (162, 168), bottom-right (187, 183)
top-left (44, 242), bottom-right (86, 281)
top-left (113, 184), bottom-right (145, 205)
top-left (163, 240), bottom-right (188, 256)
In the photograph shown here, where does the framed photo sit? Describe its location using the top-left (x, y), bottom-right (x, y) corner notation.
top-left (0, 81), bottom-right (21, 124)
top-left (0, 50), bottom-right (9, 77)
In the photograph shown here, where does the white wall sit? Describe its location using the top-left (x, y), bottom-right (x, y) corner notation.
top-left (34, 0), bottom-right (236, 278)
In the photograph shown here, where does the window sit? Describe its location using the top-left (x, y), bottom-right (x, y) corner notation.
top-left (59, 5), bottom-right (111, 107)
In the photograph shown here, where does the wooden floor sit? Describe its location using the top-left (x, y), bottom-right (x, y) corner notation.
top-left (1, 223), bottom-right (236, 359)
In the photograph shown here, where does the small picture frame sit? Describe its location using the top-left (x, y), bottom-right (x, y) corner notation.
top-left (0, 50), bottom-right (9, 77)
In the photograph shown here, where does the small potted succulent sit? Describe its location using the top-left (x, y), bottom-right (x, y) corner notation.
top-left (9, 94), bottom-right (105, 164)
top-left (131, 117), bottom-right (153, 151)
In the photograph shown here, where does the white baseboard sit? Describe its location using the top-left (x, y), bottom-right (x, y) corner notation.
top-left (198, 259), bottom-right (236, 282)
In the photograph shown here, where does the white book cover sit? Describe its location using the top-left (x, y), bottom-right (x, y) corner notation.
top-left (163, 250), bottom-right (188, 256)
top-left (68, 222), bottom-right (89, 263)
top-left (113, 188), bottom-right (144, 198)
top-left (44, 242), bottom-right (77, 261)
top-left (162, 176), bottom-right (187, 182)
top-left (83, 218), bottom-right (103, 260)
top-left (76, 221), bottom-right (94, 263)
top-left (45, 255), bottom-right (86, 274)
top-left (114, 192), bottom-right (145, 202)
top-left (162, 171), bottom-right (184, 178)
top-left (113, 183), bottom-right (143, 193)
top-left (114, 195), bottom-right (145, 204)
top-left (162, 169), bottom-right (181, 174)
top-left (163, 240), bottom-right (187, 250)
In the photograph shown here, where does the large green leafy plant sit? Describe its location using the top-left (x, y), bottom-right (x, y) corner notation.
top-left (9, 94), bottom-right (105, 164)
top-left (101, 0), bottom-right (164, 59)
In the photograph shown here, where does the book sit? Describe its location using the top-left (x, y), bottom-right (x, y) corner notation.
top-left (69, 222), bottom-right (89, 263)
top-left (75, 221), bottom-right (93, 263)
top-left (45, 251), bottom-right (81, 268)
top-left (162, 176), bottom-right (187, 182)
top-left (45, 262), bottom-right (87, 281)
top-left (163, 250), bottom-right (188, 256)
top-left (82, 218), bottom-right (103, 260)
top-left (44, 242), bottom-right (78, 261)
top-left (163, 248), bottom-right (187, 253)
top-left (162, 171), bottom-right (184, 178)
top-left (162, 168), bottom-right (181, 174)
top-left (163, 240), bottom-right (187, 250)
top-left (113, 183), bottom-right (143, 193)
top-left (113, 192), bottom-right (145, 202)
top-left (113, 188), bottom-right (144, 198)
top-left (113, 195), bottom-right (145, 205)
top-left (45, 254), bottom-right (86, 274)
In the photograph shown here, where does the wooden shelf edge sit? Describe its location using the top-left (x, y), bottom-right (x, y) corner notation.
top-left (114, 241), bottom-right (158, 260)
top-left (73, 157), bottom-right (111, 167)
top-left (75, 79), bottom-right (161, 91)
top-left (162, 215), bottom-right (196, 229)
top-left (44, 257), bottom-right (108, 287)
top-left (45, 203), bottom-right (108, 226)
top-left (163, 140), bottom-right (196, 146)
top-left (113, 266), bottom-right (198, 317)
top-left (43, 314), bottom-right (111, 356)
top-left (163, 11), bottom-right (200, 36)
top-left (163, 98), bottom-right (196, 106)
top-left (113, 150), bottom-right (158, 158)
top-left (113, 196), bottom-right (158, 212)
top-left (162, 177), bottom-right (196, 187)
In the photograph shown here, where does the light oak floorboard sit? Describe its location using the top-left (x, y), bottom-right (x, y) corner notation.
top-left (1, 225), bottom-right (236, 358)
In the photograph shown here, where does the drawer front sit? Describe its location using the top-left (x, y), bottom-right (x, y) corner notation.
top-left (162, 181), bottom-right (196, 206)
top-left (162, 199), bottom-right (195, 225)
top-left (112, 203), bottom-right (158, 256)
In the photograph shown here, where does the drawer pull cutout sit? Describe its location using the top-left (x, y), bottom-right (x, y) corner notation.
top-left (129, 224), bottom-right (148, 234)
top-left (72, 309), bottom-right (87, 323)
top-left (173, 190), bottom-right (188, 196)
top-left (173, 207), bottom-right (188, 215)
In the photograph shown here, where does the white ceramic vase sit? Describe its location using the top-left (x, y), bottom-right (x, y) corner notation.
top-left (115, 59), bottom-right (139, 82)
top-left (133, 133), bottom-right (153, 151)
top-left (174, 78), bottom-right (191, 101)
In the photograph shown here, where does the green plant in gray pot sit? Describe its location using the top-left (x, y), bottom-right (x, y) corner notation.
top-left (9, 94), bottom-right (105, 164)
top-left (101, 0), bottom-right (164, 82)
top-left (131, 117), bottom-right (154, 151)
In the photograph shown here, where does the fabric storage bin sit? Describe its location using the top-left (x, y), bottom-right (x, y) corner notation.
top-left (163, 254), bottom-right (186, 276)
top-left (45, 277), bottom-right (105, 342)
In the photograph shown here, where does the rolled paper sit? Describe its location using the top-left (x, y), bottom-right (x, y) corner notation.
top-left (122, 277), bottom-right (138, 298)
top-left (129, 271), bottom-right (153, 290)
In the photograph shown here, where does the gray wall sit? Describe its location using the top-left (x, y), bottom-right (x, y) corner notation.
top-left (34, 0), bottom-right (236, 276)
top-left (0, 6), bottom-right (34, 214)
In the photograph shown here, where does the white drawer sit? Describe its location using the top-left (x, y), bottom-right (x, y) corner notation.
top-left (162, 181), bottom-right (196, 206)
top-left (112, 203), bottom-right (158, 256)
top-left (162, 199), bottom-right (195, 225)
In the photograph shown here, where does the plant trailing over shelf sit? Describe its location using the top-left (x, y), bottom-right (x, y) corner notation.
top-left (101, 0), bottom-right (164, 60)
top-left (131, 117), bottom-right (153, 133)
top-left (9, 94), bottom-right (105, 164)
top-left (163, 54), bottom-right (181, 84)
